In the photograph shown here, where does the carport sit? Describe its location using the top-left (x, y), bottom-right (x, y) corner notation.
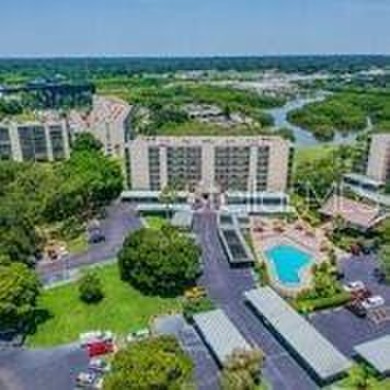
top-left (354, 335), bottom-right (390, 376)
top-left (193, 309), bottom-right (252, 366)
top-left (244, 287), bottom-right (352, 384)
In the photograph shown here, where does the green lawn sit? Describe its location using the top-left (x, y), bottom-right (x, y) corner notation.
top-left (27, 264), bottom-right (182, 347)
top-left (144, 216), bottom-right (169, 230)
top-left (157, 120), bottom-right (270, 137)
top-left (294, 144), bottom-right (336, 165)
top-left (67, 234), bottom-right (88, 254)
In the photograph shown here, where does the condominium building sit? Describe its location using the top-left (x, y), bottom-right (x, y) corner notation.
top-left (366, 133), bottom-right (390, 183)
top-left (126, 136), bottom-right (293, 194)
top-left (68, 96), bottom-right (132, 161)
top-left (0, 121), bottom-right (70, 162)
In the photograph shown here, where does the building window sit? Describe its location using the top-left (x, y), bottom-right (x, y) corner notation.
top-left (18, 126), bottom-right (48, 161)
top-left (49, 126), bottom-right (66, 160)
top-left (0, 127), bottom-right (12, 160)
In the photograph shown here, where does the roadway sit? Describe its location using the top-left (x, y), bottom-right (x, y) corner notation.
top-left (194, 211), bottom-right (319, 390)
top-left (37, 201), bottom-right (142, 285)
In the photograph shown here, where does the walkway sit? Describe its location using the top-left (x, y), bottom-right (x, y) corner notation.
top-left (194, 211), bottom-right (319, 390)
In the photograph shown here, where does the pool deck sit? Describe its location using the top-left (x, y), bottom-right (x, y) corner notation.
top-left (250, 218), bottom-right (331, 296)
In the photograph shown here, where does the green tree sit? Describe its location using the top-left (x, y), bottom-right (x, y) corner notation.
top-left (159, 185), bottom-right (179, 218)
top-left (379, 245), bottom-right (390, 282)
top-left (71, 133), bottom-right (104, 154)
top-left (0, 262), bottom-right (41, 331)
top-left (118, 227), bottom-right (200, 296)
top-left (78, 271), bottom-right (104, 304)
top-left (104, 336), bottom-right (193, 390)
top-left (220, 348), bottom-right (264, 390)
top-left (45, 150), bottom-right (123, 221)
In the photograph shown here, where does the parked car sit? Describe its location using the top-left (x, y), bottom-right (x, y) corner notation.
top-left (88, 228), bottom-right (106, 244)
top-left (374, 268), bottom-right (387, 283)
top-left (76, 372), bottom-right (97, 388)
top-left (126, 329), bottom-right (150, 343)
top-left (89, 358), bottom-right (111, 373)
top-left (185, 286), bottom-right (207, 300)
top-left (343, 281), bottom-right (365, 293)
top-left (361, 296), bottom-right (385, 310)
top-left (87, 340), bottom-right (114, 358)
top-left (346, 301), bottom-right (367, 318)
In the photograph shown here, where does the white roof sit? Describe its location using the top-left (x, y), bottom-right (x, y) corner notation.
top-left (171, 211), bottom-right (193, 228)
top-left (354, 335), bottom-right (390, 374)
top-left (244, 287), bottom-right (352, 382)
top-left (193, 309), bottom-right (252, 365)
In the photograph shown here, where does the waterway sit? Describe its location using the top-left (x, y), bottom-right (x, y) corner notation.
top-left (267, 92), bottom-right (371, 147)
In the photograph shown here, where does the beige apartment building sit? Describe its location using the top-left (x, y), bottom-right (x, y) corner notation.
top-left (126, 136), bottom-right (293, 194)
top-left (0, 120), bottom-right (70, 162)
top-left (366, 133), bottom-right (390, 183)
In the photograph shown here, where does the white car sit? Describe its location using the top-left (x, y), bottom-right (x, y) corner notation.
top-left (126, 329), bottom-right (150, 343)
top-left (343, 281), bottom-right (365, 293)
top-left (80, 331), bottom-right (113, 347)
top-left (89, 358), bottom-right (111, 373)
top-left (361, 296), bottom-right (385, 310)
top-left (76, 372), bottom-right (96, 388)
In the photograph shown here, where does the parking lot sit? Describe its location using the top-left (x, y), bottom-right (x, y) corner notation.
top-left (0, 345), bottom-right (88, 390)
top-left (309, 254), bottom-right (390, 356)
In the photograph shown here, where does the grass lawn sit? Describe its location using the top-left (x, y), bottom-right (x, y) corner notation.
top-left (158, 120), bottom-right (269, 137)
top-left (144, 216), bottom-right (169, 230)
top-left (67, 234), bottom-right (88, 254)
top-left (294, 144), bottom-right (336, 166)
top-left (27, 264), bottom-right (182, 347)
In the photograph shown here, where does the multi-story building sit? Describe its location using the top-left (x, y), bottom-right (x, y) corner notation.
top-left (126, 136), bottom-right (293, 194)
top-left (68, 96), bottom-right (132, 161)
top-left (0, 121), bottom-right (70, 162)
top-left (366, 133), bottom-right (390, 183)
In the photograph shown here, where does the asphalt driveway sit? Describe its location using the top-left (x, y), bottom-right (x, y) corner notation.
top-left (37, 201), bottom-right (142, 285)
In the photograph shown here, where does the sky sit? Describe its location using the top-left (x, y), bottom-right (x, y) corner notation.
top-left (0, 0), bottom-right (389, 57)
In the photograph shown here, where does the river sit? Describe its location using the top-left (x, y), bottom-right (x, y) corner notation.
top-left (267, 93), bottom-right (371, 147)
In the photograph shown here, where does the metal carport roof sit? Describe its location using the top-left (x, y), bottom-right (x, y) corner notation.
top-left (193, 309), bottom-right (252, 366)
top-left (354, 335), bottom-right (390, 375)
top-left (244, 287), bottom-right (352, 383)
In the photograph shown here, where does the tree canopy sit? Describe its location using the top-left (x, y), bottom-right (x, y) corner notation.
top-left (0, 138), bottom-right (123, 265)
top-left (104, 336), bottom-right (193, 390)
top-left (220, 348), bottom-right (264, 390)
top-left (0, 261), bottom-right (41, 331)
top-left (118, 226), bottom-right (200, 296)
top-left (71, 133), bottom-right (104, 154)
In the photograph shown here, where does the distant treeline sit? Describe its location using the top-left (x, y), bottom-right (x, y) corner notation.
top-left (1, 55), bottom-right (390, 81)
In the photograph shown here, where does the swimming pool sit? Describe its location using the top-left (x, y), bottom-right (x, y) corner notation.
top-left (265, 244), bottom-right (313, 286)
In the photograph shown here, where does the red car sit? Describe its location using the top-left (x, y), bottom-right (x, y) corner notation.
top-left (87, 340), bottom-right (114, 358)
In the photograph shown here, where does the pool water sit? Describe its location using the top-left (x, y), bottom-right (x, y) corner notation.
top-left (265, 244), bottom-right (312, 286)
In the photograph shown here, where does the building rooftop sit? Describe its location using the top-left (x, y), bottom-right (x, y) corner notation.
top-left (320, 195), bottom-right (385, 230)
top-left (354, 335), bottom-right (390, 375)
top-left (171, 211), bottom-right (193, 229)
top-left (193, 309), bottom-right (252, 366)
top-left (244, 287), bottom-right (352, 382)
top-left (129, 135), bottom-right (291, 146)
top-left (343, 173), bottom-right (384, 188)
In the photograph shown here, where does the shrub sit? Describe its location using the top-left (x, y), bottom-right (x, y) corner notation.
top-left (78, 271), bottom-right (104, 304)
top-left (294, 292), bottom-right (351, 313)
top-left (183, 297), bottom-right (215, 322)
